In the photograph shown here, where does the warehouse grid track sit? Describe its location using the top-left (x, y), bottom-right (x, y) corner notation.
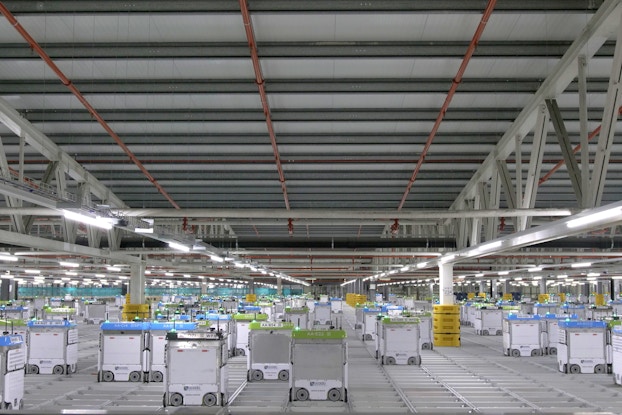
top-left (12, 308), bottom-right (622, 414)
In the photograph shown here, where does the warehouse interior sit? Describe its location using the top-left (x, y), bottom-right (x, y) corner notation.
top-left (0, 0), bottom-right (620, 413)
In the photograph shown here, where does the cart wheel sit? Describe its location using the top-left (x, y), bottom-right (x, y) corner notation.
top-left (295, 388), bottom-right (309, 401)
top-left (531, 349), bottom-right (541, 357)
top-left (202, 393), bottom-right (217, 407)
top-left (407, 356), bottom-right (421, 366)
top-left (385, 356), bottom-right (396, 365)
top-left (251, 370), bottom-right (264, 381)
top-left (53, 365), bottom-right (65, 375)
top-left (18, 399), bottom-right (23, 409)
top-left (235, 348), bottom-right (245, 356)
top-left (364, 334), bottom-right (372, 341)
top-left (569, 364), bottom-right (581, 374)
top-left (169, 392), bottom-right (183, 407)
top-left (5, 403), bottom-right (11, 410)
top-left (594, 364), bottom-right (606, 374)
top-left (496, 330), bottom-right (502, 336)
top-left (102, 371), bottom-right (114, 382)
top-left (549, 347), bottom-right (557, 355)
top-left (151, 371), bottom-right (163, 382)
top-left (375, 350), bottom-right (378, 359)
top-left (510, 349), bottom-right (521, 357)
top-left (482, 330), bottom-right (489, 336)
top-left (421, 342), bottom-right (431, 350)
top-left (129, 371), bottom-right (142, 382)
top-left (278, 369), bottom-right (289, 381)
top-left (28, 365), bottom-right (39, 375)
top-left (327, 388), bottom-right (341, 402)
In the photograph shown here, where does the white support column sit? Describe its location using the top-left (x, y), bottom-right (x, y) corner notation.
top-left (539, 277), bottom-right (547, 295)
top-left (439, 262), bottom-right (454, 305)
top-left (479, 280), bottom-right (486, 295)
top-left (470, 190), bottom-right (482, 246)
top-left (277, 276), bottom-right (282, 296)
top-left (129, 261), bottom-right (146, 305)
top-left (491, 279), bottom-right (498, 299)
top-left (590, 10), bottom-right (622, 207)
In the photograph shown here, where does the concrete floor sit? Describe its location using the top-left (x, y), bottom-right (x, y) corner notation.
top-left (11, 306), bottom-right (622, 414)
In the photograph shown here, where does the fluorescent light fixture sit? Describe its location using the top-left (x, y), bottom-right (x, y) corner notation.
top-left (107, 266), bottom-right (121, 272)
top-left (24, 269), bottom-right (40, 274)
top-left (168, 242), bottom-right (190, 252)
top-left (0, 255), bottom-right (18, 262)
top-left (587, 272), bottom-right (600, 277)
top-left (183, 274), bottom-right (191, 278)
top-left (400, 266), bottom-right (410, 272)
top-left (210, 255), bottom-right (224, 263)
top-left (62, 210), bottom-right (115, 230)
top-left (514, 277), bottom-right (522, 281)
top-left (566, 207), bottom-right (622, 228)
top-left (498, 271), bottom-right (509, 276)
top-left (144, 270), bottom-right (151, 275)
top-left (118, 276), bottom-right (129, 280)
top-left (587, 277), bottom-right (598, 281)
top-left (475, 273), bottom-right (484, 277)
top-left (416, 262), bottom-right (428, 269)
top-left (528, 267), bottom-right (543, 272)
top-left (557, 274), bottom-right (568, 279)
top-left (165, 272), bottom-right (174, 277)
top-left (134, 227), bottom-right (154, 234)
top-left (65, 271), bottom-right (77, 276)
top-left (532, 276), bottom-right (542, 280)
top-left (59, 261), bottom-right (79, 268)
top-left (95, 274), bottom-right (105, 278)
top-left (571, 262), bottom-right (591, 268)
top-left (61, 277), bottom-right (70, 281)
top-left (192, 244), bottom-right (207, 251)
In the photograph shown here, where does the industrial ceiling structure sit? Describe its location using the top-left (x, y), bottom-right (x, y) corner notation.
top-left (0, 0), bottom-right (619, 292)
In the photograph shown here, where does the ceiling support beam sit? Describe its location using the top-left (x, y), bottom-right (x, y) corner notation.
top-left (0, 136), bottom-right (24, 234)
top-left (0, 229), bottom-right (139, 264)
top-left (239, 0), bottom-right (290, 211)
top-left (452, 0), bottom-right (622, 211)
top-left (590, 9), bottom-right (622, 208)
top-left (0, 97), bottom-right (125, 209)
top-left (24, 161), bottom-right (59, 234)
top-left (521, 104), bottom-right (550, 231)
top-left (546, 99), bottom-right (584, 203)
top-left (578, 55), bottom-right (591, 209)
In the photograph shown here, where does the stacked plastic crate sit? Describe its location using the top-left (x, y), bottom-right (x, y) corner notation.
top-left (433, 304), bottom-right (460, 347)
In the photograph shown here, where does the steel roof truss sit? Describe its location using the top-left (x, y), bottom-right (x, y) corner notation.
top-left (451, 0), bottom-right (621, 210)
top-left (521, 104), bottom-right (550, 231)
top-left (590, 10), bottom-right (622, 208)
top-left (546, 98), bottom-right (584, 204)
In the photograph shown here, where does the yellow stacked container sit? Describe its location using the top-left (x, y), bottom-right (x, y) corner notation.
top-left (346, 293), bottom-right (367, 307)
top-left (122, 303), bottom-right (150, 321)
top-left (433, 304), bottom-right (460, 347)
top-left (502, 293), bottom-right (513, 301)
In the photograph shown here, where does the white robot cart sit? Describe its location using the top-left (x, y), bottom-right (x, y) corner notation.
top-left (147, 321), bottom-right (196, 382)
top-left (534, 303), bottom-right (558, 316)
top-left (557, 320), bottom-right (609, 374)
top-left (362, 308), bottom-right (382, 341)
top-left (84, 303), bottom-right (108, 325)
top-left (98, 321), bottom-right (149, 382)
top-left (560, 304), bottom-right (586, 319)
top-left (247, 321), bottom-right (294, 381)
top-left (611, 325), bottom-right (622, 385)
top-left (330, 298), bottom-right (343, 314)
top-left (473, 307), bottom-right (504, 336)
top-left (312, 302), bottom-right (332, 327)
top-left (541, 314), bottom-right (578, 355)
top-left (233, 311), bottom-right (268, 356)
top-left (284, 307), bottom-right (310, 330)
top-left (163, 331), bottom-right (228, 407)
top-left (199, 313), bottom-right (235, 357)
top-left (26, 320), bottom-right (78, 375)
top-left (377, 316), bottom-right (421, 365)
top-left (0, 335), bottom-right (24, 410)
top-left (503, 314), bottom-right (543, 357)
top-left (415, 312), bottom-right (433, 350)
top-left (290, 329), bottom-right (348, 402)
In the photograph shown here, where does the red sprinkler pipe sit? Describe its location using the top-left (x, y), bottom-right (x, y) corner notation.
top-left (539, 105), bottom-right (622, 185)
top-left (398, 0), bottom-right (497, 210)
top-left (0, 3), bottom-right (180, 210)
top-left (239, 0), bottom-right (290, 210)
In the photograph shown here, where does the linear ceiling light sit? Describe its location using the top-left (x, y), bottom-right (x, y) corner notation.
top-left (62, 210), bottom-right (115, 230)
top-left (571, 262), bottom-right (592, 268)
top-left (566, 206), bottom-right (622, 228)
top-left (59, 261), bottom-right (80, 268)
top-left (168, 242), bottom-right (190, 252)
